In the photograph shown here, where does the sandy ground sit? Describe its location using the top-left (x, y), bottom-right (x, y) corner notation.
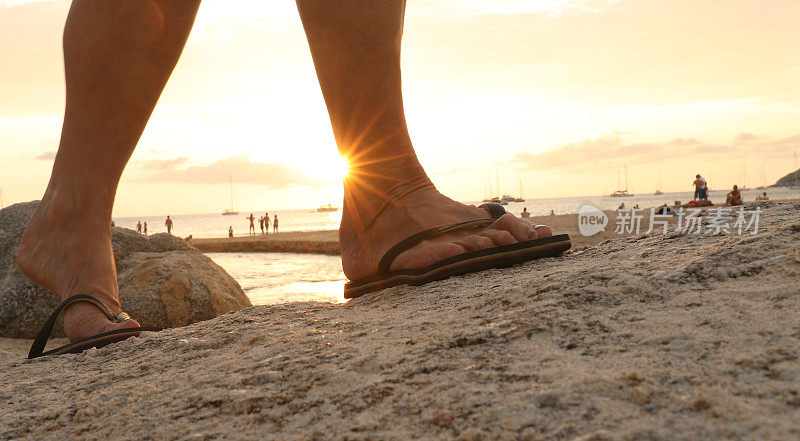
top-left (2, 200), bottom-right (799, 440)
top-left (191, 230), bottom-right (340, 255)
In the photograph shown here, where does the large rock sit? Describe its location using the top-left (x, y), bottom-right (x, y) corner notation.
top-left (773, 167), bottom-right (800, 187)
top-left (0, 201), bottom-right (251, 338)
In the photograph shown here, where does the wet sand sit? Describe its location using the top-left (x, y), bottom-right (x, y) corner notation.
top-left (191, 230), bottom-right (340, 255)
top-left (2, 200), bottom-right (799, 440)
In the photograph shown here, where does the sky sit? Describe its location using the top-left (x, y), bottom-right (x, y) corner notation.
top-left (1, 0), bottom-right (799, 216)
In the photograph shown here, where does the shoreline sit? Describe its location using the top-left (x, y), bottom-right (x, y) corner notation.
top-left (189, 197), bottom-right (800, 254)
top-left (191, 230), bottom-right (340, 255)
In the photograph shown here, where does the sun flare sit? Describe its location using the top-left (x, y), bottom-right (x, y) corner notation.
top-left (303, 153), bottom-right (350, 185)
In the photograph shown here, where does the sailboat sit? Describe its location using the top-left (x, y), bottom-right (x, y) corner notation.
top-left (611, 166), bottom-right (634, 197)
top-left (482, 171), bottom-right (508, 204)
top-left (654, 172), bottom-right (663, 195)
top-left (740, 163), bottom-right (749, 190)
top-left (514, 178), bottom-right (525, 202)
top-left (756, 163), bottom-right (767, 190)
top-left (222, 175), bottom-right (239, 215)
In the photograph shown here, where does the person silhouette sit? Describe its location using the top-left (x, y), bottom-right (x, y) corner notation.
top-left (165, 216), bottom-right (173, 235)
top-left (246, 213), bottom-right (255, 236)
top-left (16, 1), bottom-right (556, 351)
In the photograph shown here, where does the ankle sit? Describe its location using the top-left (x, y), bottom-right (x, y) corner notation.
top-left (37, 182), bottom-right (115, 230)
top-left (346, 153), bottom-right (433, 199)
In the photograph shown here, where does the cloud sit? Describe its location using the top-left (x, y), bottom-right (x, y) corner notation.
top-left (33, 151), bottom-right (55, 160)
top-left (415, 0), bottom-right (616, 17)
top-left (0, 0), bottom-right (54, 6)
top-left (140, 156), bottom-right (323, 188)
top-left (512, 133), bottom-right (800, 172)
top-left (137, 157), bottom-right (189, 170)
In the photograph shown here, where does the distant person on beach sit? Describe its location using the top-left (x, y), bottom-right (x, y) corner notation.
top-left (726, 185), bottom-right (743, 206)
top-left (165, 216), bottom-right (173, 235)
top-left (657, 204), bottom-right (673, 215)
top-left (633, 204), bottom-right (639, 209)
top-left (264, 212), bottom-right (270, 235)
top-left (273, 215), bottom-right (279, 234)
top-left (16, 2), bottom-right (557, 350)
top-left (618, 203), bottom-right (626, 210)
top-left (246, 213), bottom-right (255, 236)
top-left (228, 226), bottom-right (233, 238)
top-left (693, 175), bottom-right (706, 201)
top-left (136, 221), bottom-right (142, 234)
top-left (550, 210), bottom-right (555, 216)
top-left (756, 192), bottom-right (769, 201)
top-left (143, 222), bottom-right (148, 236)
top-left (521, 207), bottom-right (530, 218)
top-left (111, 220), bottom-right (115, 228)
top-left (259, 216), bottom-right (265, 235)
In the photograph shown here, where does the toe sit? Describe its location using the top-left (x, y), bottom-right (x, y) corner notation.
top-left (491, 214), bottom-right (539, 242)
top-left (533, 224), bottom-right (553, 239)
top-left (66, 302), bottom-right (141, 342)
top-left (453, 234), bottom-right (495, 252)
top-left (480, 229), bottom-right (517, 246)
top-left (99, 318), bottom-right (141, 335)
top-left (390, 241), bottom-right (467, 271)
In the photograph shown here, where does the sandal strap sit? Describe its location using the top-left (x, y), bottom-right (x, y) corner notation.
top-left (28, 295), bottom-right (127, 359)
top-left (377, 203), bottom-right (506, 275)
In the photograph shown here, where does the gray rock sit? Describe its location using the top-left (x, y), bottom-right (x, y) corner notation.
top-left (0, 201), bottom-right (251, 338)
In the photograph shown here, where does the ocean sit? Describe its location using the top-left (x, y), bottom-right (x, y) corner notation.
top-left (113, 187), bottom-right (799, 305)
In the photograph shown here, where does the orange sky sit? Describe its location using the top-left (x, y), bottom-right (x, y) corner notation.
top-left (1, 0), bottom-right (799, 216)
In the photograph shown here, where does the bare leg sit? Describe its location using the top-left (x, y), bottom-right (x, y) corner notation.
top-left (17, 0), bottom-right (200, 341)
top-left (297, 1), bottom-right (552, 281)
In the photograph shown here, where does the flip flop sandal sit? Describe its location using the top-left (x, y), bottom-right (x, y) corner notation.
top-left (343, 203), bottom-right (571, 299)
top-left (28, 295), bottom-right (161, 359)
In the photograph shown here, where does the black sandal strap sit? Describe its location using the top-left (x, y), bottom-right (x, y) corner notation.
top-left (376, 203), bottom-right (507, 275)
top-left (28, 295), bottom-right (127, 359)
top-left (478, 202), bottom-right (507, 219)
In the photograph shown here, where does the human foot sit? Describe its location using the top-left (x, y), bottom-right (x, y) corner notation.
top-left (339, 174), bottom-right (552, 282)
top-left (17, 196), bottom-right (139, 342)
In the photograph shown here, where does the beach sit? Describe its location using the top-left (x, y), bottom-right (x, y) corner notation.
top-left (188, 207), bottom-right (738, 253)
top-left (2, 200), bottom-right (799, 440)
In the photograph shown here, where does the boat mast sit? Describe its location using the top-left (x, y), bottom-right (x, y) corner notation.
top-left (742, 163), bottom-right (748, 189)
top-left (496, 170), bottom-right (500, 199)
top-left (519, 178), bottom-right (524, 199)
top-left (624, 165), bottom-right (629, 192)
top-left (617, 169), bottom-right (622, 191)
top-left (795, 151), bottom-right (799, 186)
top-left (229, 175), bottom-right (235, 211)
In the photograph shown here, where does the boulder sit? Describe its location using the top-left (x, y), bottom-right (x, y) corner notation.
top-left (0, 201), bottom-right (251, 338)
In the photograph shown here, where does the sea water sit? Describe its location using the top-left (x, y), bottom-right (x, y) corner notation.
top-left (114, 188), bottom-right (799, 305)
top-left (205, 252), bottom-right (347, 305)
